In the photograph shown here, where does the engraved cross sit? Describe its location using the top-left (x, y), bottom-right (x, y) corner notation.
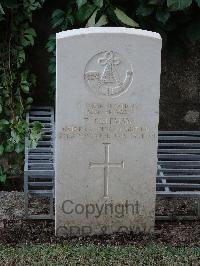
top-left (89, 143), bottom-right (124, 198)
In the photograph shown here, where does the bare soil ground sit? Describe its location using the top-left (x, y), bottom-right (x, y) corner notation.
top-left (0, 191), bottom-right (200, 246)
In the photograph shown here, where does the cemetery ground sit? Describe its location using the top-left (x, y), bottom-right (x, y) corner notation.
top-left (0, 192), bottom-right (200, 264)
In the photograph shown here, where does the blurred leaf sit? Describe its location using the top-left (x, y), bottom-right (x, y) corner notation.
top-left (11, 130), bottom-right (20, 144)
top-left (32, 121), bottom-right (43, 131)
top-left (21, 84), bottom-right (29, 93)
top-left (21, 27), bottom-right (36, 46)
top-left (76, 0), bottom-right (87, 9)
top-left (0, 4), bottom-right (5, 14)
top-left (26, 97), bottom-right (33, 104)
top-left (51, 9), bottom-right (65, 28)
top-left (15, 143), bottom-right (24, 153)
top-left (0, 144), bottom-right (4, 155)
top-left (24, 0), bottom-right (41, 11)
top-left (0, 174), bottom-right (6, 183)
top-left (93, 0), bottom-right (103, 8)
top-left (76, 3), bottom-right (97, 23)
top-left (0, 119), bottom-right (9, 125)
top-left (4, 0), bottom-right (19, 8)
top-left (86, 9), bottom-right (108, 27)
top-left (195, 0), bottom-right (200, 7)
top-left (167, 0), bottom-right (192, 11)
top-left (29, 121), bottom-right (43, 149)
top-left (46, 34), bottom-right (56, 53)
top-left (148, 0), bottom-right (160, 4)
top-left (156, 10), bottom-right (170, 24)
top-left (136, 5), bottom-right (154, 16)
top-left (15, 120), bottom-right (27, 133)
top-left (114, 7), bottom-right (139, 27)
top-left (24, 27), bottom-right (36, 37)
top-left (48, 57), bottom-right (56, 74)
top-left (5, 142), bottom-right (14, 152)
top-left (86, 9), bottom-right (97, 26)
top-left (95, 15), bottom-right (108, 26)
top-left (17, 49), bottom-right (25, 67)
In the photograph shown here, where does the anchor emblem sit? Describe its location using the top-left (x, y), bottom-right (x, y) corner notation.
top-left (84, 51), bottom-right (133, 98)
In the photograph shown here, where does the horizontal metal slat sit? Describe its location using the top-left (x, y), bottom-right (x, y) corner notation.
top-left (157, 183), bottom-right (200, 189)
top-left (159, 166), bottom-right (200, 170)
top-left (156, 215), bottom-right (198, 221)
top-left (159, 136), bottom-right (200, 141)
top-left (30, 122), bottom-right (52, 128)
top-left (158, 154), bottom-right (200, 160)
top-left (28, 166), bottom-right (54, 171)
top-left (159, 149), bottom-right (200, 154)
top-left (40, 137), bottom-right (52, 141)
top-left (156, 191), bottom-right (200, 197)
top-left (37, 141), bottom-right (52, 145)
top-left (28, 164), bottom-right (53, 168)
top-left (159, 131), bottom-right (200, 135)
top-left (158, 161), bottom-right (200, 165)
top-left (28, 159), bottom-right (53, 163)
top-left (27, 215), bottom-right (54, 220)
top-left (28, 176), bottom-right (53, 180)
top-left (29, 110), bottom-right (52, 115)
top-left (31, 106), bottom-right (54, 111)
top-left (29, 161), bottom-right (53, 165)
top-left (29, 117), bottom-right (52, 122)
top-left (28, 190), bottom-right (53, 196)
top-left (159, 168), bottom-right (200, 173)
top-left (28, 154), bottom-right (53, 160)
top-left (158, 143), bottom-right (200, 147)
top-left (28, 182), bottom-right (54, 187)
top-left (41, 129), bottom-right (53, 133)
top-left (26, 170), bottom-right (54, 176)
top-left (157, 175), bottom-right (200, 181)
top-left (28, 148), bottom-right (53, 153)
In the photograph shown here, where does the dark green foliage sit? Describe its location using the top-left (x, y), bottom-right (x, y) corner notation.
top-left (46, 0), bottom-right (200, 94)
top-left (0, 0), bottom-right (45, 182)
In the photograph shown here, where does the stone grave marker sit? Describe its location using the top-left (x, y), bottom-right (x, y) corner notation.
top-left (55, 27), bottom-right (162, 236)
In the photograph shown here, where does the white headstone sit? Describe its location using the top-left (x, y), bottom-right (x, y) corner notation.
top-left (55, 27), bottom-right (162, 236)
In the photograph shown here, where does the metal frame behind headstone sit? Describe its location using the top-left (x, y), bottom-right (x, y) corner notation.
top-left (24, 107), bottom-right (200, 220)
top-left (24, 106), bottom-right (55, 219)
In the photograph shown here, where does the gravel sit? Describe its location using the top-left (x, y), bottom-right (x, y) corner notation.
top-left (0, 191), bottom-right (200, 246)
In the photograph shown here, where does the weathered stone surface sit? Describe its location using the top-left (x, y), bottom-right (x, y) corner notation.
top-left (184, 110), bottom-right (199, 124)
top-left (159, 43), bottom-right (200, 130)
top-left (55, 27), bottom-right (162, 236)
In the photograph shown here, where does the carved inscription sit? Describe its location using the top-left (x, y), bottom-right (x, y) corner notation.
top-left (89, 143), bottom-right (124, 198)
top-left (59, 103), bottom-right (156, 140)
top-left (86, 103), bottom-right (134, 115)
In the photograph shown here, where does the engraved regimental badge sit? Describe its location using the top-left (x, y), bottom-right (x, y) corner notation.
top-left (84, 51), bottom-right (133, 98)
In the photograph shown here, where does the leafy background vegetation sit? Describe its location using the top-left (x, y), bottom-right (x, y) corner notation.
top-left (0, 0), bottom-right (44, 183)
top-left (0, 0), bottom-right (200, 183)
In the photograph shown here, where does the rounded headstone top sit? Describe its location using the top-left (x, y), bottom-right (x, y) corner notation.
top-left (56, 27), bottom-right (161, 41)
